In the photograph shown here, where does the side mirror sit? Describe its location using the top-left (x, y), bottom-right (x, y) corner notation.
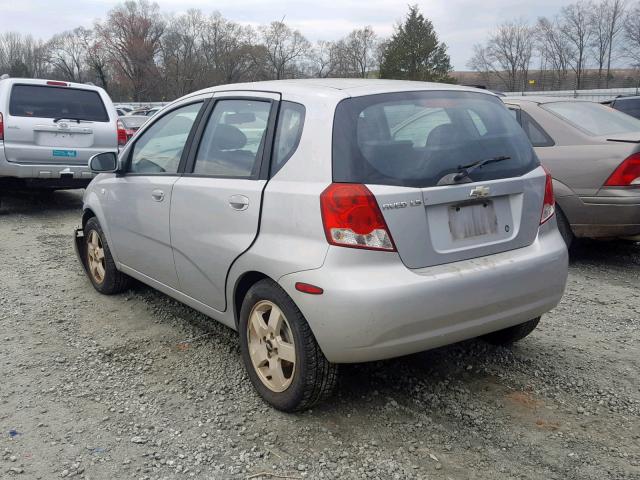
top-left (89, 152), bottom-right (118, 173)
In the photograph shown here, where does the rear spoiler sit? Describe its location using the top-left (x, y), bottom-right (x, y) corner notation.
top-left (606, 138), bottom-right (640, 143)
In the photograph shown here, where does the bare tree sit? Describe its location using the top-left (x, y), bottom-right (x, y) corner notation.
top-left (535, 17), bottom-right (572, 88)
top-left (560, 1), bottom-right (594, 89)
top-left (201, 13), bottom-right (262, 84)
top-left (590, 0), bottom-right (625, 87)
top-left (97, 0), bottom-right (165, 100)
top-left (161, 10), bottom-right (206, 98)
top-left (624, 2), bottom-right (640, 67)
top-left (46, 28), bottom-right (89, 82)
top-left (259, 20), bottom-right (310, 80)
top-left (468, 19), bottom-right (534, 91)
top-left (344, 26), bottom-right (378, 78)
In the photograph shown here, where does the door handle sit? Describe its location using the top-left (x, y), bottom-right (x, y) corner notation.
top-left (228, 194), bottom-right (249, 211)
top-left (151, 189), bottom-right (165, 202)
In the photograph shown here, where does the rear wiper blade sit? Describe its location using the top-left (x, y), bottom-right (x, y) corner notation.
top-left (53, 117), bottom-right (91, 123)
top-left (453, 155), bottom-right (511, 182)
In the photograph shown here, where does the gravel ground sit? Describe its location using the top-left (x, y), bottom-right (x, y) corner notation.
top-left (0, 190), bottom-right (639, 480)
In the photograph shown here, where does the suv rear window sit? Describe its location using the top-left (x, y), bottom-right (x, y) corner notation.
top-left (9, 84), bottom-right (109, 122)
top-left (333, 91), bottom-right (538, 188)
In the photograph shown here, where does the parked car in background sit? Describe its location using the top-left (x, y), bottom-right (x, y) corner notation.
top-left (0, 77), bottom-right (118, 190)
top-left (116, 115), bottom-right (148, 146)
top-left (604, 95), bottom-right (640, 120)
top-left (503, 96), bottom-right (640, 245)
top-left (128, 107), bottom-right (162, 117)
top-left (76, 80), bottom-right (567, 411)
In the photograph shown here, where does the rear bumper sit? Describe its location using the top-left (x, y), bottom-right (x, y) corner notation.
top-left (563, 194), bottom-right (640, 238)
top-left (279, 220), bottom-right (568, 363)
top-left (0, 147), bottom-right (94, 183)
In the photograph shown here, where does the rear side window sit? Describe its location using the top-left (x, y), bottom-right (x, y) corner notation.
top-left (333, 91), bottom-right (538, 188)
top-left (271, 101), bottom-right (305, 175)
top-left (9, 84), bottom-right (109, 122)
top-left (520, 111), bottom-right (554, 147)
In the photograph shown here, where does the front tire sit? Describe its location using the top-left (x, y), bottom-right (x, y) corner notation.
top-left (84, 217), bottom-right (131, 295)
top-left (239, 279), bottom-right (338, 412)
top-left (482, 317), bottom-right (540, 345)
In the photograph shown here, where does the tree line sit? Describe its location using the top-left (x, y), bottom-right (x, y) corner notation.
top-left (0, 2), bottom-right (453, 101)
top-left (469, 0), bottom-right (640, 91)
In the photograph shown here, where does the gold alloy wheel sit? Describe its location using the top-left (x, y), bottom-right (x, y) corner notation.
top-left (87, 230), bottom-right (106, 284)
top-left (247, 300), bottom-right (296, 393)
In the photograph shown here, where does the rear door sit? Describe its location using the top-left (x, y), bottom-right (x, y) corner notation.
top-left (332, 90), bottom-right (545, 269)
top-left (3, 82), bottom-right (116, 165)
top-left (170, 91), bottom-right (279, 311)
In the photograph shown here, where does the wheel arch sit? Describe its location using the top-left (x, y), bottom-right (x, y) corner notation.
top-left (233, 271), bottom-right (271, 328)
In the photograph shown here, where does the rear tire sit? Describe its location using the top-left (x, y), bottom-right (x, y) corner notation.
top-left (239, 279), bottom-right (338, 412)
top-left (555, 208), bottom-right (574, 249)
top-left (482, 317), bottom-right (540, 345)
top-left (84, 217), bottom-right (131, 295)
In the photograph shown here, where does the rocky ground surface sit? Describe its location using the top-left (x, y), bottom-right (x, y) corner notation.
top-left (0, 190), bottom-right (639, 480)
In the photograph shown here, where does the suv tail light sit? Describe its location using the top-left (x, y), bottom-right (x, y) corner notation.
top-left (117, 119), bottom-right (128, 146)
top-left (0, 112), bottom-right (4, 141)
top-left (604, 152), bottom-right (640, 187)
top-left (540, 166), bottom-right (555, 224)
top-left (320, 183), bottom-right (396, 251)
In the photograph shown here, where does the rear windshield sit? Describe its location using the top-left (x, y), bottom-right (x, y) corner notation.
top-left (121, 116), bottom-right (148, 129)
top-left (9, 84), bottom-right (109, 122)
top-left (333, 91), bottom-right (538, 188)
top-left (543, 101), bottom-right (640, 136)
top-left (612, 98), bottom-right (640, 118)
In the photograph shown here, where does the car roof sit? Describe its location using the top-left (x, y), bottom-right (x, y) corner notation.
top-left (0, 77), bottom-right (105, 93)
top-left (185, 79), bottom-right (497, 102)
top-left (503, 95), bottom-right (592, 105)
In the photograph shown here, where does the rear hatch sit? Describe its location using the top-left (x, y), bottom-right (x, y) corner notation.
top-left (3, 83), bottom-right (116, 165)
top-left (332, 90), bottom-right (545, 268)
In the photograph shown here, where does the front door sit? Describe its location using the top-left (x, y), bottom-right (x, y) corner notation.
top-left (170, 92), bottom-right (279, 311)
top-left (104, 100), bottom-right (205, 289)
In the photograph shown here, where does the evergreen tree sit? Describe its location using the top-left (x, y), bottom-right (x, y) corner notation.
top-left (380, 5), bottom-right (454, 82)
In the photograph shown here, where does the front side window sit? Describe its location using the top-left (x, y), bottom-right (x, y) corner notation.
top-left (543, 101), bottom-right (640, 136)
top-left (193, 99), bottom-right (271, 177)
top-left (129, 102), bottom-right (203, 174)
top-left (10, 84), bottom-right (109, 122)
top-left (333, 91), bottom-right (538, 188)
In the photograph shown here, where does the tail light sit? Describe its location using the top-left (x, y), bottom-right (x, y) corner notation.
top-left (117, 119), bottom-right (128, 146)
top-left (0, 112), bottom-right (4, 141)
top-left (46, 81), bottom-right (68, 86)
top-left (320, 183), bottom-right (396, 251)
top-left (540, 166), bottom-right (555, 224)
top-left (604, 153), bottom-right (640, 187)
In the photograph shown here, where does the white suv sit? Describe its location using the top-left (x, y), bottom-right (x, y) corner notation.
top-left (0, 77), bottom-right (118, 190)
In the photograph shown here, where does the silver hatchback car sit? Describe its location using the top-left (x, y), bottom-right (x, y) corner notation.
top-left (75, 80), bottom-right (568, 411)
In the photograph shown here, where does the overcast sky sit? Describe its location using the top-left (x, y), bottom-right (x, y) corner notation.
top-left (0, 0), bottom-right (571, 70)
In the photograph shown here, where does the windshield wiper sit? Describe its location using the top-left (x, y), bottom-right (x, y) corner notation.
top-left (453, 155), bottom-right (511, 182)
top-left (53, 117), bottom-right (91, 123)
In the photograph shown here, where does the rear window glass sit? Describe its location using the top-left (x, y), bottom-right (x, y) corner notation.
top-left (333, 91), bottom-right (538, 188)
top-left (543, 101), bottom-right (640, 136)
top-left (9, 84), bottom-right (109, 122)
top-left (612, 98), bottom-right (640, 118)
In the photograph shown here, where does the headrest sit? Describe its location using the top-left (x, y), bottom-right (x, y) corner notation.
top-left (211, 124), bottom-right (247, 150)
